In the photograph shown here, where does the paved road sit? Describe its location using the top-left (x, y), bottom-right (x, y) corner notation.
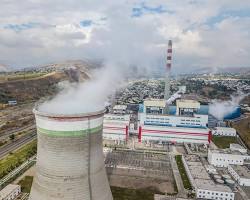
top-left (0, 132), bottom-right (36, 159)
top-left (0, 124), bottom-right (35, 140)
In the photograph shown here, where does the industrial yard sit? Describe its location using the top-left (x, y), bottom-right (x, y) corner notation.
top-left (0, 43), bottom-right (249, 200)
top-left (105, 149), bottom-right (175, 194)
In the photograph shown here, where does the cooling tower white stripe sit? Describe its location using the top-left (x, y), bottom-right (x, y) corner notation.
top-left (36, 116), bottom-right (103, 131)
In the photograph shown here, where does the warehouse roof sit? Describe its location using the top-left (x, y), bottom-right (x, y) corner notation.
top-left (196, 179), bottom-right (232, 192)
top-left (0, 184), bottom-right (20, 199)
top-left (144, 99), bottom-right (166, 108)
top-left (176, 99), bottom-right (200, 109)
top-left (209, 148), bottom-right (248, 156)
top-left (214, 127), bottom-right (236, 131)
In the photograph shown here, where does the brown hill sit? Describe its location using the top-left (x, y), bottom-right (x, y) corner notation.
top-left (0, 69), bottom-right (89, 103)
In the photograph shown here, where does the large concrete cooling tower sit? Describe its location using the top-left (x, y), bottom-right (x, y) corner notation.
top-left (29, 108), bottom-right (113, 200)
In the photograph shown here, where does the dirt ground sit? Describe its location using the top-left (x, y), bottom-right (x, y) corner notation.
top-left (108, 174), bottom-right (175, 194)
top-left (232, 115), bottom-right (250, 149)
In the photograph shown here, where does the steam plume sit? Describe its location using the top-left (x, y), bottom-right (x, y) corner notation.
top-left (209, 92), bottom-right (249, 120)
top-left (38, 64), bottom-right (124, 115)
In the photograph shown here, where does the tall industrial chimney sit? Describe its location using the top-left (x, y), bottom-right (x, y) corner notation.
top-left (29, 108), bottom-right (113, 200)
top-left (164, 40), bottom-right (172, 101)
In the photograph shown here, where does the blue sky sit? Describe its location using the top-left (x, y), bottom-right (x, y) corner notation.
top-left (4, 22), bottom-right (40, 32)
top-left (0, 0), bottom-right (250, 72)
top-left (205, 9), bottom-right (250, 26)
top-left (80, 20), bottom-right (93, 27)
top-left (132, 3), bottom-right (168, 17)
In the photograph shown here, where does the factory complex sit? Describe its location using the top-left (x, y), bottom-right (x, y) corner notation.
top-left (102, 40), bottom-right (239, 146)
top-left (103, 98), bottom-right (214, 144)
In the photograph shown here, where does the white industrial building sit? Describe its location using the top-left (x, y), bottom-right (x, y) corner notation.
top-left (208, 147), bottom-right (250, 167)
top-left (138, 99), bottom-right (211, 144)
top-left (0, 184), bottom-right (21, 200)
top-left (228, 165), bottom-right (250, 186)
top-left (103, 114), bottom-right (130, 141)
top-left (212, 127), bottom-right (236, 137)
top-left (182, 155), bottom-right (235, 200)
top-left (229, 143), bottom-right (247, 154)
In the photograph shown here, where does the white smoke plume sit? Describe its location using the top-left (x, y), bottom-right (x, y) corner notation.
top-left (209, 92), bottom-right (249, 120)
top-left (38, 63), bottom-right (125, 115)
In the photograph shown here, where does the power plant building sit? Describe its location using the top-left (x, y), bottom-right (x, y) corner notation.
top-left (137, 41), bottom-right (211, 145)
top-left (138, 99), bottom-right (211, 144)
top-left (103, 114), bottom-right (130, 141)
top-left (29, 108), bottom-right (113, 200)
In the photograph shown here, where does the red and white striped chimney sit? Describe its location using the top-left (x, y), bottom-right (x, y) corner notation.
top-left (166, 40), bottom-right (172, 71)
top-left (164, 40), bottom-right (172, 101)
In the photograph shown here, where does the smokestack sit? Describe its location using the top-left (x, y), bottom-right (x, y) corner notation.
top-left (29, 108), bottom-right (113, 200)
top-left (164, 40), bottom-right (172, 101)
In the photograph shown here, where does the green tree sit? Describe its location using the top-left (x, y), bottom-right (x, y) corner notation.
top-left (9, 134), bottom-right (15, 141)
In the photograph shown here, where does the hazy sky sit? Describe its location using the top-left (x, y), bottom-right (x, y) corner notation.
top-left (0, 0), bottom-right (250, 73)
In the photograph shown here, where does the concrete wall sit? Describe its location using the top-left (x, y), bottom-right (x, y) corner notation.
top-left (29, 110), bottom-right (113, 200)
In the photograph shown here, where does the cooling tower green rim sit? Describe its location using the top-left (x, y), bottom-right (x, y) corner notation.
top-left (37, 125), bottom-right (103, 137)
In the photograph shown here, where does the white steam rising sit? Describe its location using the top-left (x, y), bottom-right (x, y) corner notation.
top-left (209, 92), bottom-right (249, 120)
top-left (38, 64), bottom-right (124, 115)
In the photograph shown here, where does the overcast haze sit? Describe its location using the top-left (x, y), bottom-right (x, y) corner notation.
top-left (0, 0), bottom-right (250, 73)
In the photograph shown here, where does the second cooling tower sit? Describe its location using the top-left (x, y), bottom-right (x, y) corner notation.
top-left (29, 109), bottom-right (113, 200)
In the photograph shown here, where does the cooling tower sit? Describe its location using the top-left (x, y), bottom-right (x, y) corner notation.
top-left (29, 108), bottom-right (113, 200)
